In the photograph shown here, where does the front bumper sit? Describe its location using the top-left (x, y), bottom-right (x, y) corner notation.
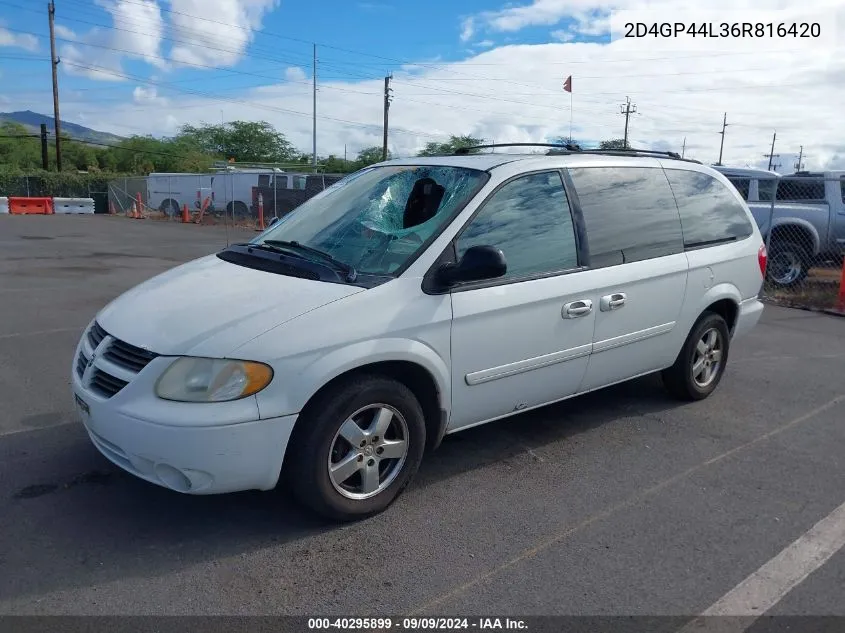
top-left (71, 382), bottom-right (298, 495)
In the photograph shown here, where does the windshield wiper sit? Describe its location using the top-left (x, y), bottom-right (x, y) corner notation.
top-left (261, 240), bottom-right (358, 282)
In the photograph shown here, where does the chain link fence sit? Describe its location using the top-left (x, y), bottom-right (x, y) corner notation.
top-left (731, 173), bottom-right (845, 313)
top-left (0, 174), bottom-right (110, 214)
top-left (107, 171), bottom-right (345, 228)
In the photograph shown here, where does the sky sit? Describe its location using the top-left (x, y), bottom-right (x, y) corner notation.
top-left (0, 0), bottom-right (844, 171)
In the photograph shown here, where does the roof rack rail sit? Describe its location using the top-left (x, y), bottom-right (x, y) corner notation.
top-left (453, 142), bottom-right (581, 155)
top-left (452, 143), bottom-right (701, 163)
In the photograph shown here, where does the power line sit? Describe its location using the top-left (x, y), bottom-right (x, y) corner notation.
top-left (60, 60), bottom-right (447, 141)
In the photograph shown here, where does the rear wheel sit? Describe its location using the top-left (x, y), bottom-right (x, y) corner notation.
top-left (767, 239), bottom-right (810, 287)
top-left (158, 199), bottom-right (180, 217)
top-left (285, 375), bottom-right (426, 521)
top-left (227, 201), bottom-right (250, 219)
top-left (662, 312), bottom-right (730, 401)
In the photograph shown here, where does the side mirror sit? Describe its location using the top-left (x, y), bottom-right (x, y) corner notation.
top-left (438, 245), bottom-right (507, 286)
top-left (268, 216), bottom-right (280, 226)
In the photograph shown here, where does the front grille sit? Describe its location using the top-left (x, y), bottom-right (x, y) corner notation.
top-left (87, 321), bottom-right (107, 350)
top-left (80, 322), bottom-right (159, 399)
top-left (90, 369), bottom-right (129, 398)
top-left (102, 338), bottom-right (158, 373)
top-left (76, 352), bottom-right (88, 378)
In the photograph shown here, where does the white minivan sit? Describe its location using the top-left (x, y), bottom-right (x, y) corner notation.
top-left (72, 147), bottom-right (766, 521)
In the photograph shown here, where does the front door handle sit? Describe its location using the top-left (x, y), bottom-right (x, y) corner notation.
top-left (600, 292), bottom-right (627, 311)
top-left (563, 299), bottom-right (593, 319)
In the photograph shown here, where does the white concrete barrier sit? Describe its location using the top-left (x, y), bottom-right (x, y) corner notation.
top-left (0, 197), bottom-right (8, 214)
top-left (53, 197), bottom-right (95, 214)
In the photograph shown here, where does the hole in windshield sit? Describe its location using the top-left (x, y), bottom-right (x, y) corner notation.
top-left (251, 165), bottom-right (488, 276)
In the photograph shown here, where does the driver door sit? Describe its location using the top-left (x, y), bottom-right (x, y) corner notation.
top-left (447, 171), bottom-right (595, 431)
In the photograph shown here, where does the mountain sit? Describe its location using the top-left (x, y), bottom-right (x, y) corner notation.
top-left (0, 110), bottom-right (125, 145)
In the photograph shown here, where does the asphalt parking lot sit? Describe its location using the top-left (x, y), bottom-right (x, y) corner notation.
top-left (1, 214), bottom-right (845, 622)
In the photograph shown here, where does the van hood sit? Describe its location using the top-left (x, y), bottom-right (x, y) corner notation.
top-left (96, 254), bottom-right (365, 357)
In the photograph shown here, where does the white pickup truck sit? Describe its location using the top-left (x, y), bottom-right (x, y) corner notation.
top-left (715, 167), bottom-right (845, 286)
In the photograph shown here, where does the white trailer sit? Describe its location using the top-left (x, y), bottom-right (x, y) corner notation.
top-left (147, 169), bottom-right (304, 218)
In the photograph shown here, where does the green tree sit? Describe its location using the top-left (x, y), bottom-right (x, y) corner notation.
top-left (176, 120), bottom-right (296, 163)
top-left (599, 138), bottom-right (628, 150)
top-left (547, 136), bottom-right (585, 154)
top-left (0, 122), bottom-right (43, 171)
top-left (355, 146), bottom-right (389, 169)
top-left (417, 135), bottom-right (485, 156)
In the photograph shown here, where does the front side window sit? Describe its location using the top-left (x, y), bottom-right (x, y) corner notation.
top-left (456, 171), bottom-right (578, 280)
top-left (665, 169), bottom-right (754, 247)
top-left (252, 165), bottom-right (488, 276)
top-left (567, 166), bottom-right (684, 268)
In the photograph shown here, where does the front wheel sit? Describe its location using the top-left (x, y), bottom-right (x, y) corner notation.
top-left (662, 312), bottom-right (731, 401)
top-left (285, 375), bottom-right (426, 521)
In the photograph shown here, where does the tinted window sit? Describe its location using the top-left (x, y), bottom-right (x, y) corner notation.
top-left (567, 167), bottom-right (683, 268)
top-left (841, 178), bottom-right (845, 203)
top-left (727, 177), bottom-right (750, 200)
top-left (258, 175), bottom-right (271, 187)
top-left (457, 171), bottom-right (578, 280)
top-left (665, 169), bottom-right (754, 247)
top-left (777, 178), bottom-right (825, 201)
top-left (758, 178), bottom-right (777, 202)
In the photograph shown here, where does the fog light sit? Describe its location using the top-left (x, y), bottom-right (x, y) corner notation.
top-left (154, 463), bottom-right (192, 492)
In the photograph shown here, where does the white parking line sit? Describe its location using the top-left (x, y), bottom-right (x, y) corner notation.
top-left (0, 420), bottom-right (77, 438)
top-left (0, 326), bottom-right (84, 340)
top-left (680, 500), bottom-right (845, 632)
top-left (411, 395), bottom-right (845, 615)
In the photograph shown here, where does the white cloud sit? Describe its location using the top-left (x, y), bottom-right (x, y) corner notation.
top-left (476, 40), bottom-right (495, 48)
top-left (21, 0), bottom-right (845, 172)
top-left (133, 85), bottom-right (169, 106)
top-left (169, 0), bottom-right (279, 67)
top-left (285, 66), bottom-right (307, 82)
top-left (460, 17), bottom-right (475, 42)
top-left (0, 27), bottom-right (39, 52)
top-left (58, 0), bottom-right (166, 81)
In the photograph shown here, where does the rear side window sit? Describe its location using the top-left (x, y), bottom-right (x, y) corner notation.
top-left (777, 178), bottom-right (825, 201)
top-left (456, 171), bottom-right (578, 280)
top-left (727, 177), bottom-right (750, 200)
top-left (567, 166), bottom-right (683, 268)
top-left (664, 170), bottom-right (754, 248)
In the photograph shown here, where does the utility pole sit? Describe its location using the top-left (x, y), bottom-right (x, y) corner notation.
top-left (764, 131), bottom-right (779, 171)
top-left (681, 137), bottom-right (686, 158)
top-left (716, 113), bottom-right (728, 166)
top-left (619, 96), bottom-right (637, 148)
top-left (48, 0), bottom-right (62, 171)
top-left (382, 74), bottom-right (392, 162)
top-left (312, 43), bottom-right (317, 172)
top-left (40, 123), bottom-right (49, 170)
top-left (795, 145), bottom-right (804, 172)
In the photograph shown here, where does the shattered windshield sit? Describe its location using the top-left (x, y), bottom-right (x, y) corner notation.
top-left (251, 165), bottom-right (488, 276)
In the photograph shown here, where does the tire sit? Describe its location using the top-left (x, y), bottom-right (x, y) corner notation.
top-left (228, 201), bottom-right (250, 219)
top-left (662, 312), bottom-right (731, 401)
top-left (285, 375), bottom-right (426, 521)
top-left (767, 240), bottom-right (810, 287)
top-left (159, 199), bottom-right (180, 217)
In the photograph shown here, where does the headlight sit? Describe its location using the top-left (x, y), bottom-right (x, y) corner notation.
top-left (155, 358), bottom-right (273, 403)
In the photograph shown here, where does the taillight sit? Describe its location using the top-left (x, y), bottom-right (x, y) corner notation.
top-left (758, 243), bottom-right (768, 277)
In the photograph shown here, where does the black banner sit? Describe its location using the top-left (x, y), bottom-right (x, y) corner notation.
top-left (1, 617), bottom-right (844, 633)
